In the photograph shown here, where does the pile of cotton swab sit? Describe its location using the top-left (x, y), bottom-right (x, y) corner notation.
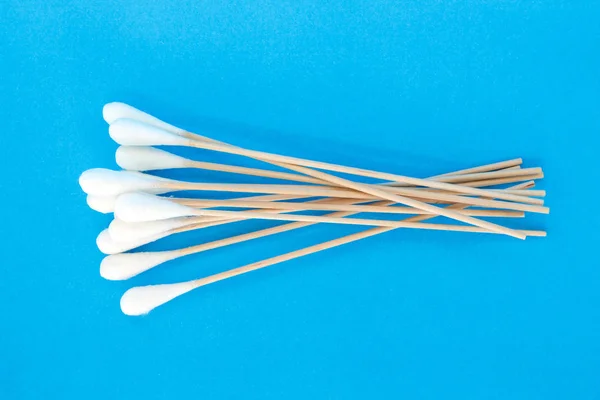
top-left (79, 102), bottom-right (548, 316)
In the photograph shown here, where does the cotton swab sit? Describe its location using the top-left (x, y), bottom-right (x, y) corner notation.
top-left (107, 201), bottom-right (523, 242)
top-left (79, 168), bottom-right (548, 214)
top-left (118, 182), bottom-right (544, 315)
top-left (116, 145), bottom-right (545, 205)
top-left (104, 102), bottom-right (527, 187)
top-left (106, 110), bottom-right (542, 208)
top-left (79, 168), bottom-right (364, 198)
top-left (83, 171), bottom-right (543, 214)
top-left (106, 195), bottom-right (525, 249)
top-left (104, 164), bottom-right (544, 252)
top-left (103, 103), bottom-right (536, 199)
top-left (96, 229), bottom-right (172, 255)
top-left (115, 146), bottom-right (325, 185)
top-left (86, 195), bottom-right (117, 214)
top-left (92, 103), bottom-right (549, 315)
top-left (103, 182), bottom-right (545, 282)
top-left (86, 192), bottom-right (304, 214)
top-left (103, 171), bottom-right (538, 272)
top-left (98, 217), bottom-right (235, 254)
top-left (114, 191), bottom-right (524, 229)
top-left (107, 118), bottom-right (539, 206)
top-left (107, 119), bottom-right (541, 238)
top-left (116, 145), bottom-right (537, 189)
top-left (146, 198), bottom-right (526, 218)
top-left (101, 103), bottom-right (525, 195)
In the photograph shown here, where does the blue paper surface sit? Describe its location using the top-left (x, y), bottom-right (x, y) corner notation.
top-left (2, 1), bottom-right (599, 399)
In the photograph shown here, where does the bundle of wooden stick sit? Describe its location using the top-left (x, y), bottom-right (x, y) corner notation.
top-left (79, 102), bottom-right (548, 316)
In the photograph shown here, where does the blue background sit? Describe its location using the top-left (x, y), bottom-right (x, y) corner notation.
top-left (2, 1), bottom-right (599, 399)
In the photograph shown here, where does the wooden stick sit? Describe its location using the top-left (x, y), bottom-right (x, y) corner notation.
top-left (176, 130), bottom-right (545, 227)
top-left (462, 173), bottom-right (544, 188)
top-left (181, 198), bottom-right (524, 218)
top-left (167, 205), bottom-right (515, 229)
top-left (435, 167), bottom-right (542, 184)
top-left (185, 159), bottom-right (325, 185)
top-left (177, 135), bottom-right (540, 238)
top-left (433, 158), bottom-right (522, 177)
top-left (161, 181), bottom-right (548, 214)
top-left (121, 164), bottom-right (534, 250)
top-left (170, 178), bottom-right (537, 237)
top-left (181, 133), bottom-right (537, 206)
top-left (409, 188), bottom-right (545, 197)
top-left (191, 181), bottom-right (542, 284)
top-left (385, 166), bottom-right (540, 186)
top-left (111, 161), bottom-right (537, 286)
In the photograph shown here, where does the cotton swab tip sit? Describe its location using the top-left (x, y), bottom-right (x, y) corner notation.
top-left (114, 192), bottom-right (198, 222)
top-left (115, 146), bottom-right (189, 171)
top-left (86, 195), bottom-right (117, 213)
top-left (96, 228), bottom-right (169, 254)
top-left (108, 217), bottom-right (197, 242)
top-left (102, 102), bottom-right (183, 134)
top-left (120, 282), bottom-right (196, 316)
top-left (100, 251), bottom-right (179, 280)
top-left (109, 118), bottom-right (189, 147)
top-left (79, 168), bottom-right (169, 196)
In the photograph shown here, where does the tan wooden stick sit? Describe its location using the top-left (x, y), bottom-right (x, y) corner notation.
top-left (410, 188), bottom-right (545, 197)
top-left (461, 173), bottom-right (543, 188)
top-left (190, 181), bottom-right (541, 286)
top-left (185, 207), bottom-right (524, 229)
top-left (386, 166), bottom-right (540, 185)
top-left (162, 181), bottom-right (548, 214)
top-left (151, 147), bottom-right (526, 187)
top-left (181, 132), bottom-right (536, 206)
top-left (433, 159), bottom-right (522, 177)
top-left (182, 198), bottom-right (524, 217)
top-left (176, 133), bottom-right (542, 238)
top-left (185, 159), bottom-right (324, 185)
top-left (190, 150), bottom-right (527, 238)
top-left (158, 171), bottom-right (544, 237)
top-left (158, 166), bottom-right (539, 242)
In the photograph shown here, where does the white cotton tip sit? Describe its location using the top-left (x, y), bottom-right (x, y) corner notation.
top-left (102, 102), bottom-right (184, 134)
top-left (109, 119), bottom-right (190, 147)
top-left (96, 229), bottom-right (170, 255)
top-left (114, 192), bottom-right (198, 222)
top-left (115, 146), bottom-right (190, 171)
top-left (120, 281), bottom-right (197, 316)
top-left (79, 168), bottom-right (171, 196)
top-left (108, 217), bottom-right (197, 242)
top-left (86, 195), bottom-right (117, 213)
top-left (100, 251), bottom-right (180, 280)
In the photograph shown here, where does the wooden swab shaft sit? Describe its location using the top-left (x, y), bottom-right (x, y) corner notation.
top-left (174, 131), bottom-right (539, 238)
top-left (174, 179), bottom-right (536, 256)
top-left (189, 181), bottom-right (541, 289)
top-left (187, 159), bottom-right (325, 185)
top-left (170, 176), bottom-right (538, 239)
top-left (186, 151), bottom-right (528, 187)
top-left (190, 207), bottom-right (525, 229)
top-left (385, 166), bottom-right (539, 186)
top-left (182, 198), bottom-right (524, 217)
top-left (432, 158), bottom-right (523, 177)
top-left (182, 135), bottom-right (537, 206)
top-left (131, 165), bottom-right (536, 250)
top-left (163, 181), bottom-right (548, 214)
